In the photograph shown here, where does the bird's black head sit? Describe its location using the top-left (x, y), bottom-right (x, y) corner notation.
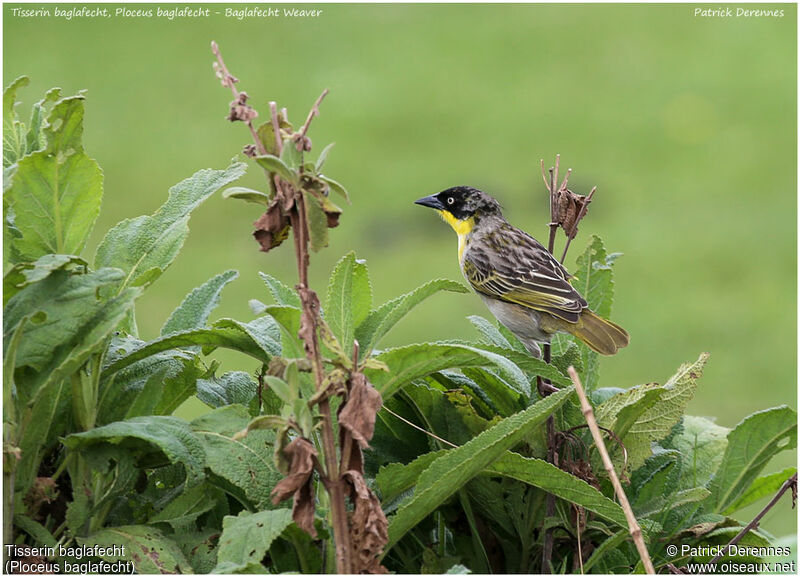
top-left (414, 186), bottom-right (502, 221)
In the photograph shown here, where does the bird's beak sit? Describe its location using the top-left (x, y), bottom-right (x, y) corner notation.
top-left (414, 194), bottom-right (445, 210)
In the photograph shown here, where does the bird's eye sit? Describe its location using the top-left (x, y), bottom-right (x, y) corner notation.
top-left (447, 197), bottom-right (455, 205)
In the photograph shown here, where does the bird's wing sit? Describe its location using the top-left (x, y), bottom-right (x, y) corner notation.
top-left (463, 226), bottom-right (587, 322)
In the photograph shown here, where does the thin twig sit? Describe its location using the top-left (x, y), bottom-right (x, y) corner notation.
top-left (269, 102), bottom-right (283, 156)
top-left (298, 89), bottom-right (330, 139)
top-left (707, 473), bottom-right (797, 565)
top-left (576, 507), bottom-right (584, 574)
top-left (211, 41), bottom-right (266, 156)
top-left (568, 367), bottom-right (655, 574)
top-left (381, 405), bottom-right (459, 449)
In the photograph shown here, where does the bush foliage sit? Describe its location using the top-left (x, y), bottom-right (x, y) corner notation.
top-left (3, 78), bottom-right (796, 574)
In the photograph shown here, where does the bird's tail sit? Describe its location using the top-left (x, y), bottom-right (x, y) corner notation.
top-left (566, 310), bottom-right (629, 356)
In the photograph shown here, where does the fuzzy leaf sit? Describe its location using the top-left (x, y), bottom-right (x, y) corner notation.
top-left (571, 236), bottom-right (621, 389)
top-left (149, 483), bottom-right (222, 529)
top-left (722, 467), bottom-right (797, 515)
top-left (596, 353), bottom-right (708, 471)
top-left (64, 416), bottom-right (207, 486)
top-left (104, 317), bottom-right (280, 377)
top-left (467, 315), bottom-right (512, 348)
top-left (94, 163), bottom-right (246, 290)
top-left (3, 253), bottom-right (87, 306)
top-left (304, 190), bottom-right (329, 252)
top-left (255, 154), bottom-right (297, 184)
top-left (214, 509), bottom-right (293, 572)
top-left (668, 415), bottom-right (729, 489)
top-left (319, 174), bottom-right (350, 203)
top-left (197, 371), bottom-right (258, 409)
top-left (79, 525), bottom-right (192, 574)
top-left (708, 405), bottom-right (797, 513)
top-left (325, 252), bottom-right (356, 351)
top-left (222, 186), bottom-right (272, 205)
top-left (366, 342), bottom-right (532, 401)
top-left (355, 279), bottom-right (468, 358)
top-left (376, 450), bottom-right (449, 502)
top-left (489, 452), bottom-right (629, 530)
top-left (192, 406), bottom-right (283, 510)
top-left (4, 268), bottom-right (140, 402)
top-left (6, 96), bottom-right (103, 260)
top-left (259, 271), bottom-right (301, 307)
top-left (386, 387), bottom-right (573, 548)
top-left (161, 270), bottom-right (238, 336)
top-left (3, 76), bottom-right (30, 167)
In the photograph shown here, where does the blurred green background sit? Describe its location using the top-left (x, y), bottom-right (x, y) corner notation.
top-left (4, 3), bottom-right (796, 536)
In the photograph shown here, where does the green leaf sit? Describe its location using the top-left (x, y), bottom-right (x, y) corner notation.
top-left (14, 516), bottom-right (57, 549)
top-left (366, 342), bottom-right (532, 402)
top-left (214, 509), bottom-right (293, 572)
top-left (325, 252), bottom-right (358, 353)
top-left (172, 530), bottom-right (220, 573)
top-left (635, 487), bottom-right (711, 519)
top-left (192, 406), bottom-right (283, 510)
top-left (376, 450), bottom-right (449, 502)
top-left (3, 76), bottom-right (30, 167)
top-left (304, 190), bottom-right (329, 252)
top-left (104, 317), bottom-right (280, 377)
top-left (197, 371), bottom-right (258, 409)
top-left (319, 174), bottom-right (350, 203)
top-left (161, 270), bottom-right (238, 336)
top-left (571, 236), bottom-right (621, 389)
top-left (262, 305), bottom-right (304, 358)
top-left (79, 525), bottom-right (192, 574)
top-left (279, 141), bottom-right (303, 170)
top-left (3, 253), bottom-right (87, 306)
top-left (63, 416), bottom-right (207, 486)
top-left (6, 96), bottom-right (103, 260)
top-left (355, 278), bottom-right (468, 358)
top-left (385, 386), bottom-right (573, 549)
top-left (722, 467), bottom-right (797, 515)
top-left (466, 342), bottom-right (572, 387)
top-left (259, 271), bottom-right (301, 307)
top-left (708, 405), bottom-right (797, 513)
top-left (15, 378), bottom-right (69, 496)
top-left (4, 268), bottom-right (140, 401)
top-left (459, 368), bottom-right (523, 417)
top-left (667, 415), bottom-right (729, 489)
top-left (94, 162), bottom-right (246, 290)
top-left (489, 452), bottom-right (629, 530)
top-left (255, 154), bottom-right (297, 184)
top-left (99, 338), bottom-right (200, 423)
top-left (595, 353), bottom-right (708, 471)
top-left (467, 315), bottom-right (512, 348)
top-left (315, 142), bottom-right (335, 171)
top-left (582, 529), bottom-right (628, 573)
top-left (149, 483), bottom-right (222, 529)
top-left (223, 186), bottom-right (272, 205)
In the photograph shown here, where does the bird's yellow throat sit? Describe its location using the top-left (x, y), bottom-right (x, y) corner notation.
top-left (437, 210), bottom-right (475, 262)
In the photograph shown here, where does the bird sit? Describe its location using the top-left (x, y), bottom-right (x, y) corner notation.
top-left (414, 186), bottom-right (629, 358)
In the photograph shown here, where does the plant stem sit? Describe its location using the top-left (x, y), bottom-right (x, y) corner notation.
top-left (290, 196), bottom-right (352, 574)
top-left (708, 472), bottom-right (797, 565)
top-left (567, 367), bottom-right (655, 574)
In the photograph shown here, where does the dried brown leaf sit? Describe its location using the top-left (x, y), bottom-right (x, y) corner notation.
top-left (253, 200), bottom-right (291, 252)
top-left (293, 475), bottom-right (318, 538)
top-left (343, 470), bottom-right (389, 573)
top-left (339, 373), bottom-right (383, 449)
top-left (271, 437), bottom-right (317, 504)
